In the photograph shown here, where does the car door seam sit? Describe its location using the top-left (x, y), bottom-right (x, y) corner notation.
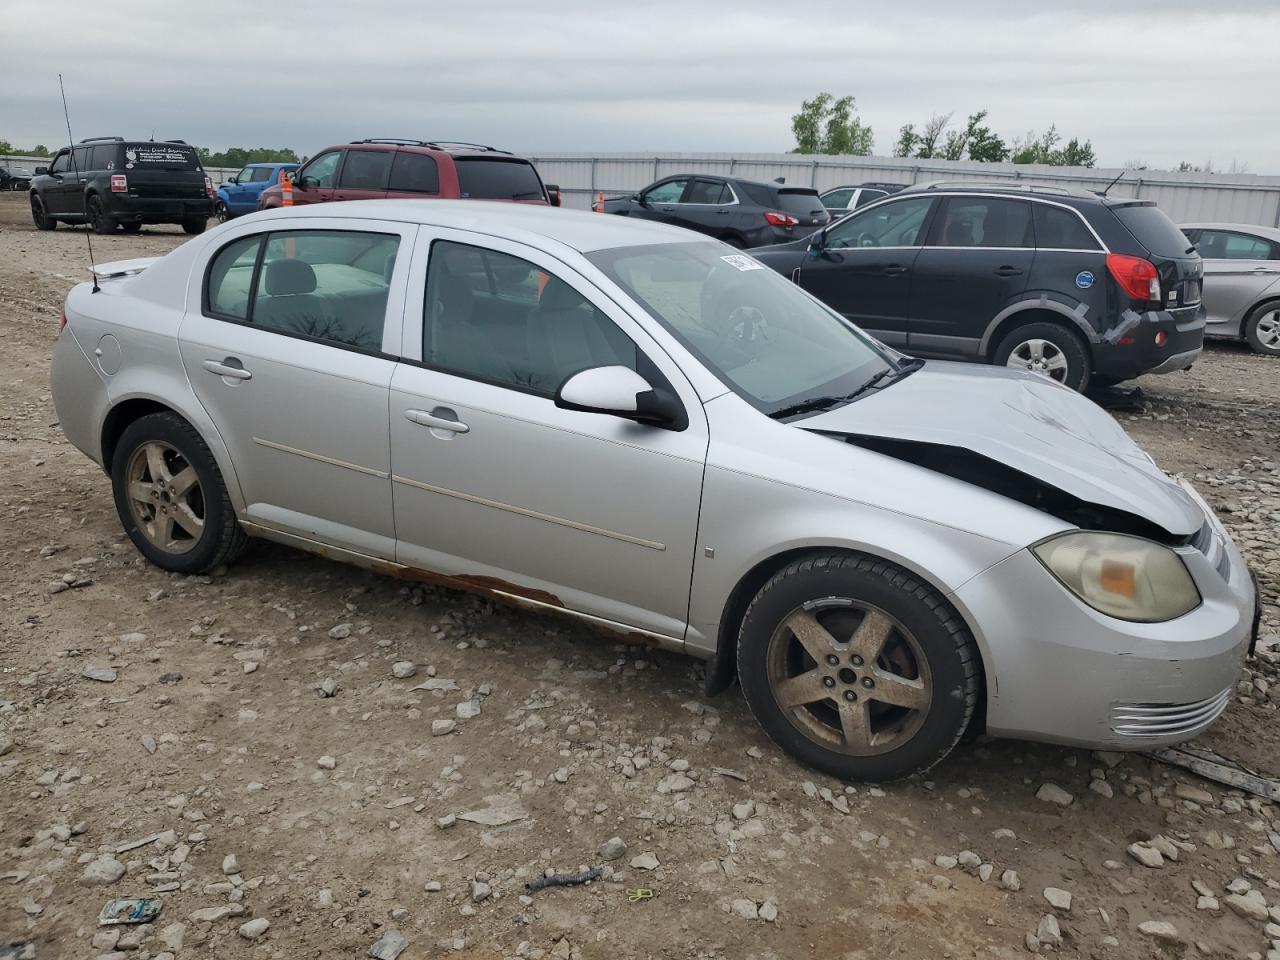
top-left (389, 473), bottom-right (666, 551)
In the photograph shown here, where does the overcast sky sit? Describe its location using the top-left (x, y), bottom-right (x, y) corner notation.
top-left (3, 0), bottom-right (1278, 173)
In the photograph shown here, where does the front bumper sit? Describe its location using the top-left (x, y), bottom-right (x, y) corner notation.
top-left (954, 489), bottom-right (1254, 750)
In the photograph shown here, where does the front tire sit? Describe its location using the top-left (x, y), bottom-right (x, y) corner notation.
top-left (120, 222), bottom-right (142, 234)
top-left (1244, 302), bottom-right (1280, 357)
top-left (993, 321), bottom-right (1090, 392)
top-left (737, 553), bottom-right (980, 782)
top-left (182, 217), bottom-right (208, 235)
top-left (214, 201), bottom-right (230, 224)
top-left (111, 412), bottom-right (248, 574)
top-left (30, 195), bottom-right (57, 230)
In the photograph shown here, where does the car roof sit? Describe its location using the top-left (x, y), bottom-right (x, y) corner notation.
top-left (1181, 221), bottom-right (1280, 241)
top-left (246, 200), bottom-right (703, 253)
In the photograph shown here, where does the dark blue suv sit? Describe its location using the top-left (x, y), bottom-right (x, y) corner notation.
top-left (753, 182), bottom-right (1205, 391)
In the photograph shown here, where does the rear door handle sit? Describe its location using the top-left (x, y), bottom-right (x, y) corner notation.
top-left (202, 358), bottom-right (252, 381)
top-left (882, 265), bottom-right (910, 277)
top-left (405, 409), bottom-right (470, 434)
top-left (994, 266), bottom-right (1024, 277)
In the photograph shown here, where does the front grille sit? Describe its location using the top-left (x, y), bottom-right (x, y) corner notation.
top-left (1110, 688), bottom-right (1231, 738)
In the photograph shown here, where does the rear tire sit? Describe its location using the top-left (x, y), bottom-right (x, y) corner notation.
top-left (120, 222), bottom-right (142, 234)
top-left (110, 412), bottom-right (248, 575)
top-left (720, 235), bottom-right (745, 249)
top-left (993, 321), bottom-right (1091, 392)
top-left (87, 195), bottom-right (117, 234)
top-left (182, 217), bottom-right (207, 235)
top-left (1243, 302), bottom-right (1280, 357)
top-left (30, 195), bottom-right (57, 231)
top-left (737, 552), bottom-right (980, 782)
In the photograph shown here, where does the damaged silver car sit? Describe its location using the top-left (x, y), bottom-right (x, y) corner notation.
top-left (51, 202), bottom-right (1258, 780)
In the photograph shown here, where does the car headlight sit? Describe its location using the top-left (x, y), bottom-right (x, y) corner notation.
top-left (1032, 532), bottom-right (1201, 623)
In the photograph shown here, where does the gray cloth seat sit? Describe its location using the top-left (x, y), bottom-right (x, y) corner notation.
top-left (525, 279), bottom-right (636, 393)
top-left (254, 259), bottom-right (334, 340)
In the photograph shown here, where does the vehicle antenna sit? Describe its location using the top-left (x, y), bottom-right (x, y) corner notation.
top-left (57, 74), bottom-right (99, 293)
top-left (1099, 169), bottom-right (1125, 197)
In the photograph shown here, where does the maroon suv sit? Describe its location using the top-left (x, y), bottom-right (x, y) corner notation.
top-left (258, 139), bottom-right (557, 210)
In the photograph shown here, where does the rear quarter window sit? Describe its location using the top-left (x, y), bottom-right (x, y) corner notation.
top-left (454, 158), bottom-right (544, 200)
top-left (1112, 204), bottom-right (1193, 259)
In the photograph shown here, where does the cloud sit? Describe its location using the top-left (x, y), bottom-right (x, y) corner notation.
top-left (3, 0), bottom-right (1277, 172)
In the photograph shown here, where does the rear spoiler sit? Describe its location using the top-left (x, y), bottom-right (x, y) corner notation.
top-left (92, 256), bottom-right (160, 282)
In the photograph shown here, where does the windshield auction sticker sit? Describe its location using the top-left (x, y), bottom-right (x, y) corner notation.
top-left (720, 254), bottom-right (764, 271)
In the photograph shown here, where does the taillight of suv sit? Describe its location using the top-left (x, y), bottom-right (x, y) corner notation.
top-left (204, 176), bottom-right (214, 198)
top-left (764, 211), bottom-right (799, 228)
top-left (110, 174), bottom-right (128, 193)
top-left (1107, 254), bottom-right (1161, 302)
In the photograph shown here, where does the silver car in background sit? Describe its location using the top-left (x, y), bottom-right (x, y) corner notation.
top-left (51, 201), bottom-right (1257, 781)
top-left (1181, 222), bottom-right (1280, 355)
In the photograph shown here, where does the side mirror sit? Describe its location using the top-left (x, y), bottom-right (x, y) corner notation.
top-left (226, 177), bottom-right (238, 184)
top-left (35, 166), bottom-right (48, 175)
top-left (808, 230), bottom-right (827, 256)
top-left (296, 176), bottom-right (316, 189)
top-left (544, 183), bottom-right (562, 207)
top-left (555, 366), bottom-right (683, 429)
top-left (633, 192), bottom-right (647, 207)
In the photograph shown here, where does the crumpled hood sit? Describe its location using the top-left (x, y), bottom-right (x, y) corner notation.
top-left (802, 361), bottom-right (1204, 537)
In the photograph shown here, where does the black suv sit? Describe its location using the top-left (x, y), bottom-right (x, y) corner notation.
top-left (597, 175), bottom-right (829, 248)
top-left (29, 137), bottom-right (214, 235)
top-left (753, 182), bottom-right (1205, 391)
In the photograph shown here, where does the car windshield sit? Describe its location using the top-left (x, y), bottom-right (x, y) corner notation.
top-left (587, 242), bottom-right (893, 415)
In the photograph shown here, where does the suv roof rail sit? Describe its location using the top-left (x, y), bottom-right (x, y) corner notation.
top-left (162, 139), bottom-right (188, 144)
top-left (78, 136), bottom-right (125, 143)
top-left (352, 138), bottom-right (432, 146)
top-left (425, 141), bottom-right (512, 155)
top-left (906, 179), bottom-right (1088, 198)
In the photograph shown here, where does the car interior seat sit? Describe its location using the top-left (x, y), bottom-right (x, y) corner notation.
top-left (254, 259), bottom-right (335, 341)
top-left (526, 279), bottom-right (636, 394)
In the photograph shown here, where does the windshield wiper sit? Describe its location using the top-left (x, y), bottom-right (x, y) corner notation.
top-left (768, 367), bottom-right (894, 420)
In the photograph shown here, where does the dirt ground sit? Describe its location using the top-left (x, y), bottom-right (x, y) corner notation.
top-left (2, 190), bottom-right (1279, 960)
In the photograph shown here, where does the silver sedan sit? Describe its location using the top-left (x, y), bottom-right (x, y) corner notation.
top-left (51, 201), bottom-right (1257, 781)
top-left (1181, 222), bottom-right (1280, 355)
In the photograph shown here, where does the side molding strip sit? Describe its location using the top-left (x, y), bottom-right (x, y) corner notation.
top-left (391, 474), bottom-right (667, 551)
top-left (252, 437), bottom-right (390, 479)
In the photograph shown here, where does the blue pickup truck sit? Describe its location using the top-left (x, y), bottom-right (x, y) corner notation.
top-left (214, 162), bottom-right (300, 221)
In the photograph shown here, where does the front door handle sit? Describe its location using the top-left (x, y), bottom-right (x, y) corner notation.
top-left (994, 266), bottom-right (1024, 277)
top-left (202, 358), bottom-right (252, 381)
top-left (882, 265), bottom-right (909, 277)
top-left (405, 409), bottom-right (470, 434)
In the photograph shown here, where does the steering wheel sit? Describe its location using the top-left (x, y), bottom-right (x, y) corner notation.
top-left (856, 233), bottom-right (879, 248)
top-left (723, 304), bottom-right (770, 345)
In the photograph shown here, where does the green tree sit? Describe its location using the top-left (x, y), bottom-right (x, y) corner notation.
top-left (791, 93), bottom-right (873, 155)
top-left (913, 113), bottom-right (952, 159)
top-left (1055, 137), bottom-right (1096, 168)
top-left (893, 124), bottom-right (918, 158)
top-left (30, 145), bottom-right (50, 157)
top-left (197, 145), bottom-right (301, 168)
top-left (0, 139), bottom-right (14, 155)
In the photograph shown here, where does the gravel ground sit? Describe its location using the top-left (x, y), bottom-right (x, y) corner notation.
top-left (1, 191), bottom-right (1279, 960)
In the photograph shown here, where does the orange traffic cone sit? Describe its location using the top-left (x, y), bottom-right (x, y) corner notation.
top-left (594, 191), bottom-right (604, 213)
top-left (281, 171), bottom-right (294, 208)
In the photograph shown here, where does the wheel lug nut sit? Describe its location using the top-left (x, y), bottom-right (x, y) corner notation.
top-left (843, 691), bottom-right (856, 702)
top-left (822, 677), bottom-right (835, 688)
top-left (825, 654), bottom-right (839, 666)
top-left (861, 677), bottom-right (874, 688)
top-left (851, 655), bottom-right (863, 666)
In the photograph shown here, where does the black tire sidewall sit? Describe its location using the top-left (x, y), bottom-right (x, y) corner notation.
top-left (737, 556), bottom-right (976, 782)
top-left (994, 321), bottom-right (1091, 392)
top-left (31, 196), bottom-right (56, 230)
top-left (110, 413), bottom-right (232, 575)
top-left (121, 222), bottom-right (142, 234)
top-left (88, 195), bottom-right (116, 234)
top-left (182, 218), bottom-right (207, 235)
top-left (1245, 303), bottom-right (1280, 356)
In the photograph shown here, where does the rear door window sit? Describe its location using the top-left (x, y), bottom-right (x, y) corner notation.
top-left (72, 147), bottom-right (92, 172)
top-left (854, 188), bottom-right (888, 208)
top-left (1193, 229), bottom-right (1277, 260)
top-left (822, 188), bottom-right (854, 208)
top-left (388, 152), bottom-right (440, 193)
top-left (933, 197), bottom-right (1033, 248)
top-left (686, 179), bottom-right (730, 204)
top-left (1112, 204), bottom-right (1194, 258)
top-left (1033, 203), bottom-right (1101, 251)
top-left (453, 158), bottom-right (544, 200)
top-left (338, 150), bottom-right (393, 190)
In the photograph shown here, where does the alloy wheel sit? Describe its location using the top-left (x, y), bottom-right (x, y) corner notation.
top-left (766, 598), bottom-right (932, 756)
top-left (125, 441), bottom-right (205, 554)
top-left (214, 201), bottom-right (229, 224)
top-left (1006, 338), bottom-right (1069, 382)
top-left (1257, 310), bottom-right (1280, 351)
